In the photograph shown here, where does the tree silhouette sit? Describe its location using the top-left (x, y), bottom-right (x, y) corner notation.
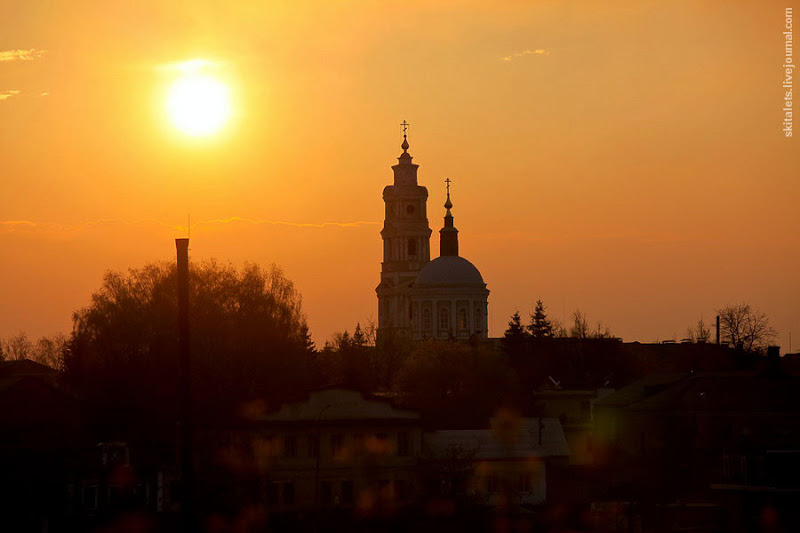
top-left (502, 311), bottom-right (528, 351)
top-left (570, 309), bottom-right (589, 339)
top-left (527, 300), bottom-right (553, 339)
top-left (394, 340), bottom-right (517, 427)
top-left (63, 260), bottom-right (318, 435)
top-left (716, 303), bottom-right (776, 352)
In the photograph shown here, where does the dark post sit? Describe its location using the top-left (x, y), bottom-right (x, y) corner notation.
top-left (715, 315), bottom-right (720, 345)
top-left (176, 238), bottom-right (193, 531)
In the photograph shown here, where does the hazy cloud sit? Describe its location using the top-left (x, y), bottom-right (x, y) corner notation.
top-left (0, 49), bottom-right (46, 62)
top-left (500, 49), bottom-right (549, 62)
top-left (0, 90), bottom-right (22, 102)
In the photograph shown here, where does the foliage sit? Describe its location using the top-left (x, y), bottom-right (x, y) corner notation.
top-left (394, 340), bottom-right (518, 427)
top-left (63, 260), bottom-right (318, 434)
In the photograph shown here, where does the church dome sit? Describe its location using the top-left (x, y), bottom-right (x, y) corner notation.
top-left (414, 256), bottom-right (485, 287)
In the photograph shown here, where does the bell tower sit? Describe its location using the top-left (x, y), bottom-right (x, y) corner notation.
top-left (376, 122), bottom-right (432, 339)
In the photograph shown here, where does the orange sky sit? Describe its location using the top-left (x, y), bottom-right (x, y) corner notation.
top-left (1, 1), bottom-right (797, 349)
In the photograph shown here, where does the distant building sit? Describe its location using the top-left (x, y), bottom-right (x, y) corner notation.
top-left (423, 416), bottom-right (569, 507)
top-left (201, 388), bottom-right (423, 513)
top-left (531, 388), bottom-right (614, 466)
top-left (591, 352), bottom-right (800, 532)
top-left (377, 130), bottom-right (489, 341)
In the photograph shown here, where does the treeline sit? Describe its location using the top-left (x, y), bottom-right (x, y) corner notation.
top-left (3, 260), bottom-right (778, 434)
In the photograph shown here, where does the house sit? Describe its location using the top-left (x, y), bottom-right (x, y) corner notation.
top-left (423, 415), bottom-right (569, 508)
top-left (199, 387), bottom-right (423, 516)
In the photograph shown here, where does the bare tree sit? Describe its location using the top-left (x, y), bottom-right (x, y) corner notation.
top-left (1, 332), bottom-right (32, 361)
top-left (686, 318), bottom-right (712, 343)
top-left (716, 303), bottom-right (776, 352)
top-left (592, 322), bottom-right (614, 339)
top-left (0, 332), bottom-right (67, 368)
top-left (570, 310), bottom-right (589, 339)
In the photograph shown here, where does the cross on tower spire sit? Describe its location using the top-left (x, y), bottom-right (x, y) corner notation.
top-left (444, 178), bottom-right (453, 210)
top-left (399, 120), bottom-right (411, 153)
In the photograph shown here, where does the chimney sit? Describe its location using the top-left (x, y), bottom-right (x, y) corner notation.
top-left (175, 238), bottom-right (194, 530)
top-left (767, 345), bottom-right (781, 376)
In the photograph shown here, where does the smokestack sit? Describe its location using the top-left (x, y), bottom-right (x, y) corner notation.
top-left (175, 238), bottom-right (193, 531)
top-left (715, 315), bottom-right (720, 345)
top-left (767, 345), bottom-right (781, 377)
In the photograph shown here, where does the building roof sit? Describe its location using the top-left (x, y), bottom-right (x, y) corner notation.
top-left (593, 373), bottom-right (689, 408)
top-left (259, 388), bottom-right (421, 423)
top-left (414, 256), bottom-right (486, 287)
top-left (424, 418), bottom-right (570, 459)
top-left (629, 372), bottom-right (800, 413)
top-left (0, 359), bottom-right (57, 378)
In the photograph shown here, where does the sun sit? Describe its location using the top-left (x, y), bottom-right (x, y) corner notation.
top-left (166, 73), bottom-right (232, 137)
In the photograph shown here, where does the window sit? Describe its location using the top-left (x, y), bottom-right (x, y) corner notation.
top-left (107, 485), bottom-right (122, 507)
top-left (518, 474), bottom-right (531, 493)
top-left (394, 480), bottom-right (409, 500)
top-left (397, 432), bottom-right (409, 457)
top-left (423, 308), bottom-right (432, 330)
top-left (331, 434), bottom-right (343, 457)
top-left (307, 435), bottom-right (319, 458)
top-left (439, 307), bottom-right (450, 331)
top-left (341, 481), bottom-right (354, 504)
top-left (284, 435), bottom-right (297, 457)
top-left (320, 481), bottom-right (333, 504)
top-left (406, 204), bottom-right (415, 215)
top-left (266, 482), bottom-right (280, 504)
top-left (83, 485), bottom-right (98, 509)
top-left (407, 238), bottom-right (417, 257)
top-left (282, 482), bottom-right (295, 504)
top-left (352, 433), bottom-right (364, 454)
top-left (475, 309), bottom-right (482, 331)
top-left (487, 476), bottom-right (498, 493)
top-left (457, 308), bottom-right (467, 330)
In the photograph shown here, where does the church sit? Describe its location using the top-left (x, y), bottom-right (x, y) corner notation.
top-left (376, 127), bottom-right (489, 341)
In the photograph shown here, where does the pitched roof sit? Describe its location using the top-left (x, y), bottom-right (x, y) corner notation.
top-left (593, 373), bottom-right (689, 408)
top-left (424, 418), bottom-right (570, 459)
top-left (259, 388), bottom-right (421, 423)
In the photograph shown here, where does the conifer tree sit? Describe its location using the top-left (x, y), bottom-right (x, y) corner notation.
top-left (502, 311), bottom-right (529, 356)
top-left (528, 300), bottom-right (553, 339)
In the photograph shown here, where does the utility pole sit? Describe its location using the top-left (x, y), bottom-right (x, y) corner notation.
top-left (176, 238), bottom-right (193, 532)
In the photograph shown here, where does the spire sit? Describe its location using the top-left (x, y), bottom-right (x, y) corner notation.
top-left (392, 120), bottom-right (418, 185)
top-left (439, 178), bottom-right (459, 256)
top-left (398, 120), bottom-right (412, 163)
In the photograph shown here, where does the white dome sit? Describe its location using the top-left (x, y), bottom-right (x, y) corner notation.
top-left (414, 256), bottom-right (485, 287)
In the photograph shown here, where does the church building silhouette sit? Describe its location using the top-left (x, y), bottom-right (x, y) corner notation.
top-left (376, 124), bottom-right (489, 341)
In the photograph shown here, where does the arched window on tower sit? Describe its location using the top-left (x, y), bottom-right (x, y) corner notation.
top-left (475, 307), bottom-right (482, 332)
top-left (457, 308), bottom-right (467, 330)
top-left (439, 307), bottom-right (450, 331)
top-left (407, 239), bottom-right (417, 258)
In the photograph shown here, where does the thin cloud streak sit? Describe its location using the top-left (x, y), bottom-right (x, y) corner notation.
top-left (500, 49), bottom-right (549, 61)
top-left (0, 90), bottom-right (22, 101)
top-left (0, 49), bottom-right (46, 62)
top-left (0, 217), bottom-right (381, 236)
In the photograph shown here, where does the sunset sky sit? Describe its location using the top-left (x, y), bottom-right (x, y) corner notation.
top-left (1, 1), bottom-right (797, 349)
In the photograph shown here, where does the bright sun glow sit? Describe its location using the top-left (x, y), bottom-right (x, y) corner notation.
top-left (166, 74), bottom-right (231, 137)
